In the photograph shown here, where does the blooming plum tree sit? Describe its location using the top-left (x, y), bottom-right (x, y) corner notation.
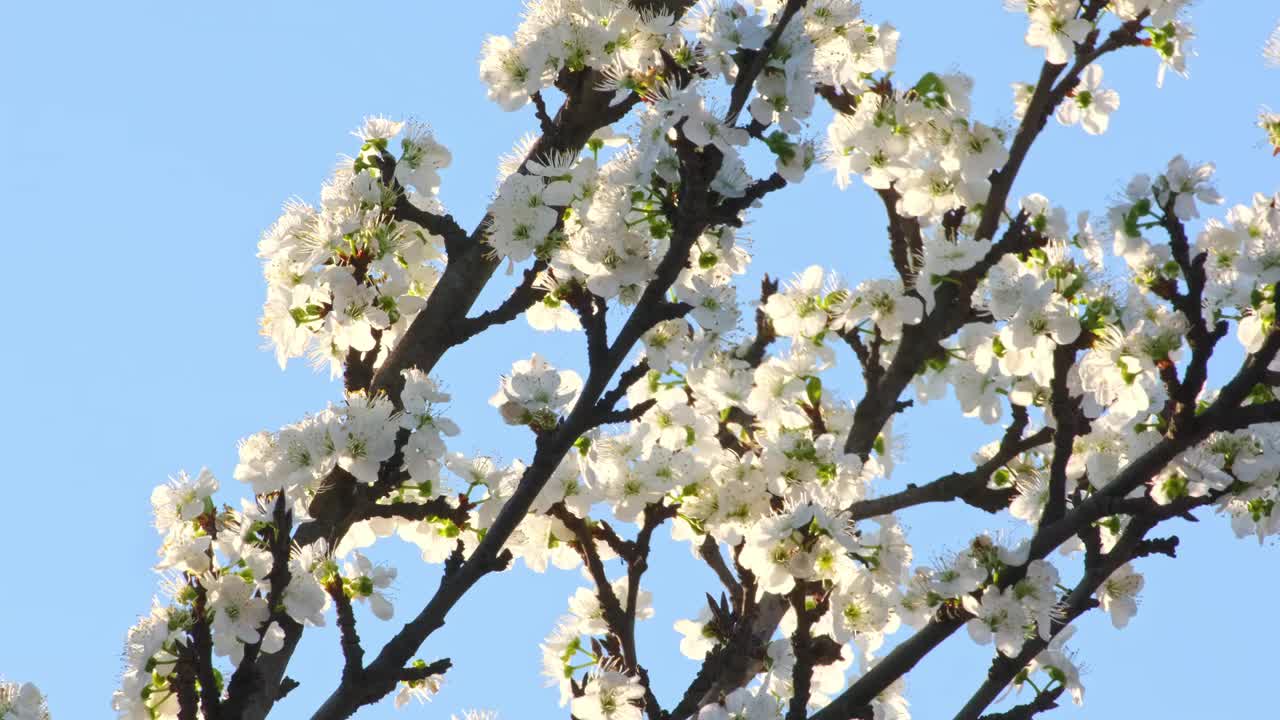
top-left (11, 3), bottom-right (1280, 720)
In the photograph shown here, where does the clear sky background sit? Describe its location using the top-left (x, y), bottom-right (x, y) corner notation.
top-left (3, 2), bottom-right (1278, 719)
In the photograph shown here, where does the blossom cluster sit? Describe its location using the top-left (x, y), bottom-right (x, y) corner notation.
top-left (114, 466), bottom-right (324, 717)
top-left (104, 0), bottom-right (1280, 718)
top-left (536, 154), bottom-right (1278, 720)
top-left (1006, 0), bottom-right (1195, 85)
top-left (112, 372), bottom-right (467, 717)
top-left (0, 681), bottom-right (48, 720)
top-left (541, 578), bottom-right (654, 709)
top-left (474, 0), bottom-right (905, 334)
top-left (259, 118), bottom-right (452, 376)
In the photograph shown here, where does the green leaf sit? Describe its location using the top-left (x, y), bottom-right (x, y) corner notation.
top-left (763, 131), bottom-right (797, 164)
top-left (911, 71), bottom-right (950, 109)
top-left (806, 376), bottom-right (823, 406)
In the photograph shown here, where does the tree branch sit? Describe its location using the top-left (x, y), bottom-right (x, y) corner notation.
top-left (952, 512), bottom-right (1163, 720)
top-left (392, 196), bottom-right (470, 259)
top-left (327, 582), bottom-right (366, 686)
top-left (836, 15), bottom-right (1149, 467)
top-left (174, 649), bottom-right (200, 720)
top-left (1157, 203), bottom-right (1229, 432)
top-left (737, 276), bottom-right (779, 367)
top-left (224, 497), bottom-right (298, 717)
top-left (698, 535), bottom-right (743, 612)
top-left (359, 497), bottom-right (471, 528)
top-left (190, 582), bottom-right (222, 720)
top-left (1043, 340), bottom-right (1087, 525)
top-left (452, 260), bottom-right (550, 343)
top-left (1217, 400), bottom-right (1280, 432)
top-left (306, 122), bottom-right (724, 720)
top-left (785, 583), bottom-right (825, 720)
top-left (810, 616), bottom-right (967, 720)
top-left (876, 187), bottom-right (923, 285)
top-left (566, 284), bottom-right (611, 369)
top-left (977, 685), bottom-right (1064, 720)
top-left (722, 0), bottom-right (808, 126)
top-left (552, 503), bottom-right (667, 719)
top-left (235, 64), bottom-right (653, 720)
top-left (818, 304), bottom-right (1279, 720)
top-left (595, 360), bottom-right (653, 419)
top-left (847, 412), bottom-right (1050, 521)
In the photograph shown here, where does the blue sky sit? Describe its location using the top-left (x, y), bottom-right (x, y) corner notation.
top-left (3, 2), bottom-right (1278, 718)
